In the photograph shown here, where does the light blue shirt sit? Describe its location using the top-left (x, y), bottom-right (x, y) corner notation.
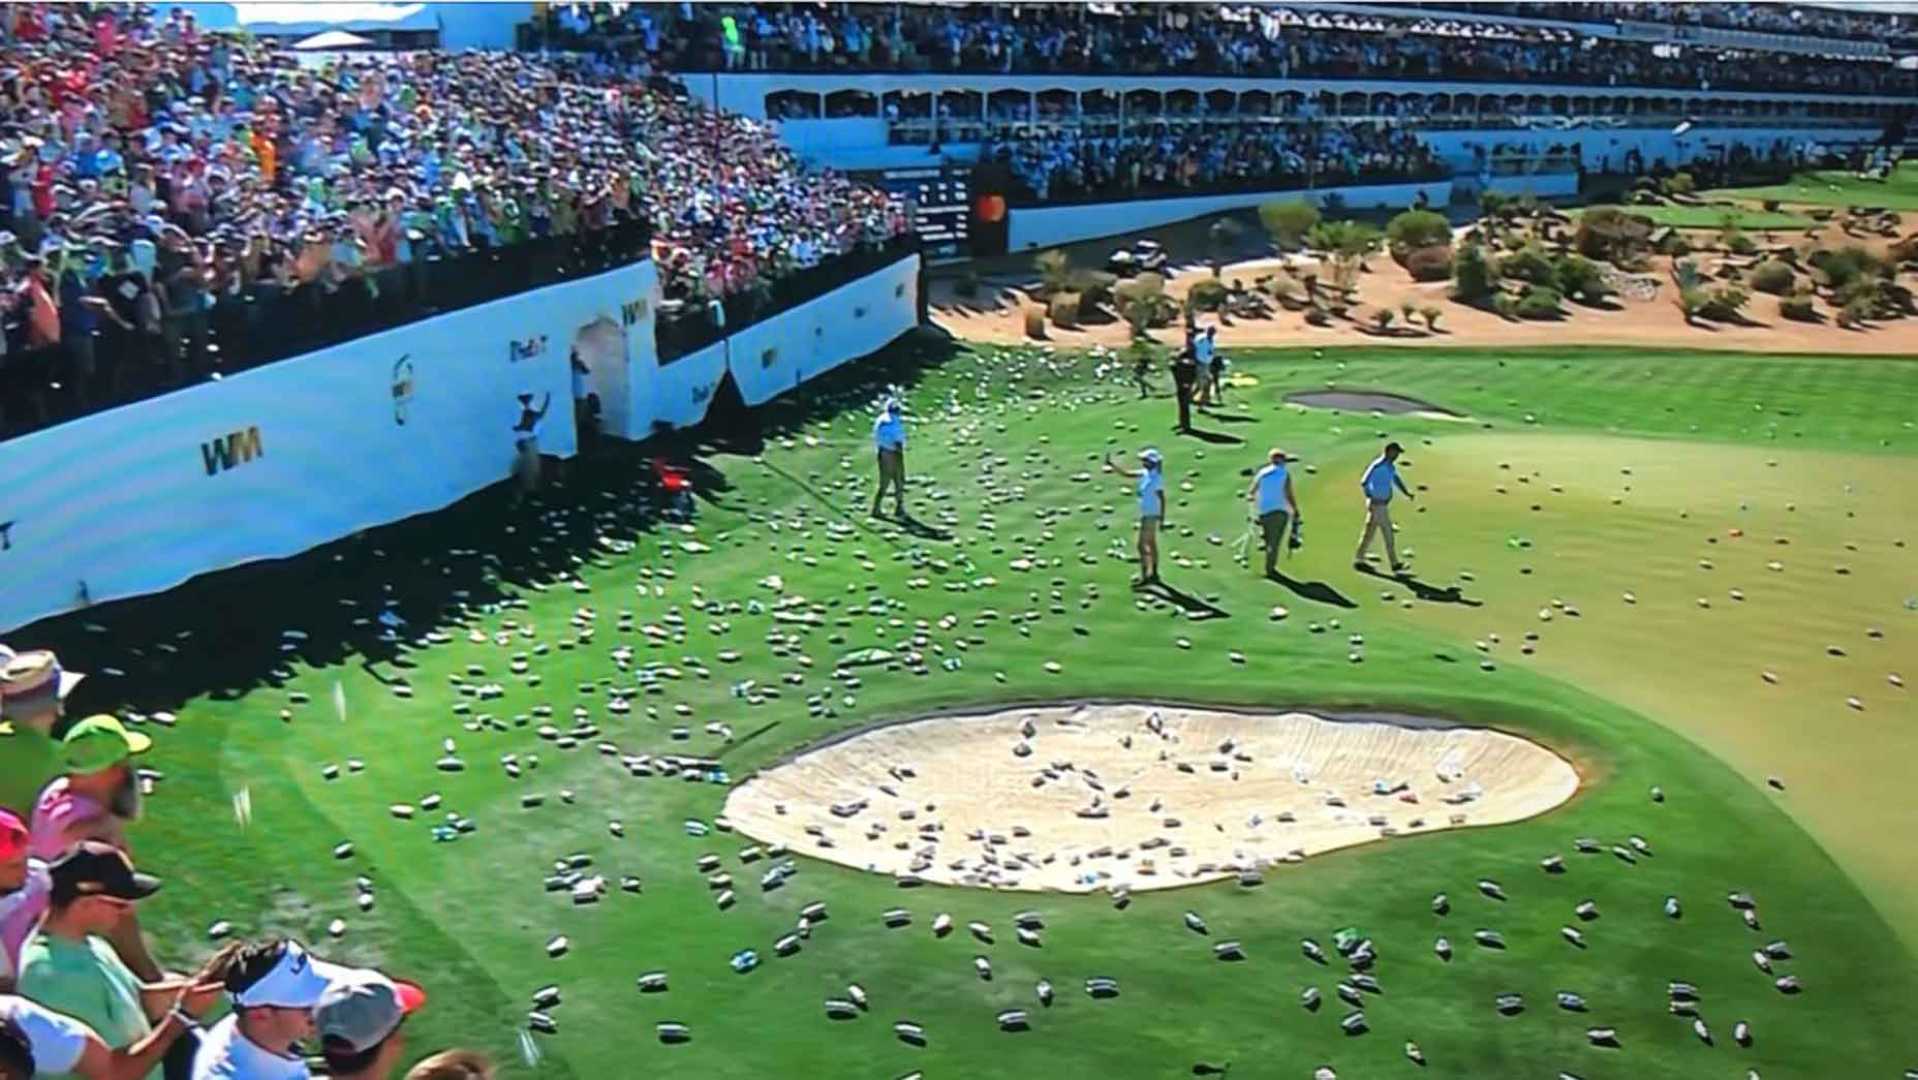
top-left (1137, 469), bottom-right (1164, 518)
top-left (873, 414), bottom-right (905, 451)
top-left (1361, 456), bottom-right (1400, 501)
top-left (1253, 463), bottom-right (1291, 515)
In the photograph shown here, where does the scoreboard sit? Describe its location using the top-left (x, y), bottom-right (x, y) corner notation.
top-left (861, 166), bottom-right (972, 259)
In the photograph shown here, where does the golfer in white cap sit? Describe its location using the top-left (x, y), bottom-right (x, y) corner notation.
top-left (315, 969), bottom-right (426, 1080)
top-left (871, 399), bottom-right (907, 518)
top-left (1246, 448), bottom-right (1300, 577)
top-left (1104, 448), bottom-right (1165, 585)
top-left (192, 939), bottom-right (353, 1080)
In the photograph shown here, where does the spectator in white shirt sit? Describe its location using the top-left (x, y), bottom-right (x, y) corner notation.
top-left (870, 399), bottom-right (908, 518)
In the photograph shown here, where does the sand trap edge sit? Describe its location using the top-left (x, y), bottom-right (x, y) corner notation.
top-left (724, 700), bottom-right (1582, 894)
top-left (1285, 388), bottom-right (1467, 420)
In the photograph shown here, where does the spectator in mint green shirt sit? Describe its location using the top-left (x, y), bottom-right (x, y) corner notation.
top-left (17, 845), bottom-right (221, 1080)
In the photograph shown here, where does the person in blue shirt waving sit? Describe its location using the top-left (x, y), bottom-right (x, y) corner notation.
top-left (1354, 441), bottom-right (1414, 573)
top-left (1104, 447), bottom-right (1165, 586)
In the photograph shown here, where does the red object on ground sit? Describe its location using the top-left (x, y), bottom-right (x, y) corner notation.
top-left (652, 458), bottom-right (692, 493)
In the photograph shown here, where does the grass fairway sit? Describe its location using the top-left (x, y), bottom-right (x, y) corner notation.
top-left (1706, 161), bottom-right (1918, 211)
top-left (5, 340), bottom-right (1915, 1078)
top-left (1573, 203), bottom-right (1814, 230)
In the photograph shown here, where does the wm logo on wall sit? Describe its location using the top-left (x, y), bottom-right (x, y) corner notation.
top-left (202, 427), bottom-right (265, 476)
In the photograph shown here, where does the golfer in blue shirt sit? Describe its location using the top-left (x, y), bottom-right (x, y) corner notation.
top-left (1354, 441), bottom-right (1414, 572)
top-left (871, 399), bottom-right (907, 518)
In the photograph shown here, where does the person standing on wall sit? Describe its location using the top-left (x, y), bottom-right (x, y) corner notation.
top-left (870, 398), bottom-right (907, 519)
top-left (1354, 441), bottom-right (1414, 573)
top-left (510, 393), bottom-right (551, 507)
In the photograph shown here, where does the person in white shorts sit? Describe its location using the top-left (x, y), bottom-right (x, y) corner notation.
top-left (1104, 447), bottom-right (1165, 585)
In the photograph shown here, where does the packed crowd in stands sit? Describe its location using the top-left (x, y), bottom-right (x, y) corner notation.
top-left (536, 3), bottom-right (1915, 95)
top-left (989, 120), bottom-right (1442, 205)
top-left (2, 641), bottom-right (500, 1080)
top-left (1411, 2), bottom-right (1918, 43)
top-left (0, 2), bottom-right (908, 436)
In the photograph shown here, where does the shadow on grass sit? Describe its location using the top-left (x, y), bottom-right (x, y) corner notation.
top-left (1143, 581), bottom-right (1230, 621)
top-left (1268, 570), bottom-right (1357, 610)
top-left (1356, 565), bottom-right (1484, 607)
top-left (20, 329), bottom-right (969, 722)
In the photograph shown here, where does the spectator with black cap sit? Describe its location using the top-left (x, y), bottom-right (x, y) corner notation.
top-left (26, 716), bottom-right (161, 985)
top-left (313, 970), bottom-right (425, 1080)
top-left (191, 938), bottom-right (350, 1080)
top-left (16, 843), bottom-right (224, 1080)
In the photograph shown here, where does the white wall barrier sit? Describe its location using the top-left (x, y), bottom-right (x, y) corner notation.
top-left (1006, 180), bottom-right (1452, 251)
top-left (0, 261), bottom-right (655, 633)
top-left (617, 252), bottom-right (923, 435)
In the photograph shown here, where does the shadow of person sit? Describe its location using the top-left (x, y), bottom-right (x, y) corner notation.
top-left (1199, 409), bottom-right (1259, 425)
top-left (1174, 425), bottom-right (1246, 445)
top-left (894, 511), bottom-right (953, 541)
top-left (1355, 565), bottom-right (1483, 607)
top-left (1268, 570), bottom-right (1357, 609)
top-left (1144, 581), bottom-right (1230, 620)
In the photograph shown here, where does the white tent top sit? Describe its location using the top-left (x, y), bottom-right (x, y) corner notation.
top-left (292, 28), bottom-right (376, 50)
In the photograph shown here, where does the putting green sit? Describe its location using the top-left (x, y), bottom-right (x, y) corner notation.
top-left (1705, 161), bottom-right (1918, 211)
top-left (3, 341), bottom-right (1915, 1078)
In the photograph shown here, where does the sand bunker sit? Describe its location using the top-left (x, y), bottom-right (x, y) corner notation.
top-left (724, 703), bottom-right (1579, 893)
top-left (1284, 390), bottom-right (1462, 417)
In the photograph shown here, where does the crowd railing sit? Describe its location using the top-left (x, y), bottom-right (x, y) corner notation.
top-left (655, 233), bottom-right (921, 363)
top-left (0, 219), bottom-right (652, 441)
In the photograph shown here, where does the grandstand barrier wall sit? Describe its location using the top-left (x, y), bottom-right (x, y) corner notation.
top-left (0, 260), bottom-right (649, 634)
top-left (621, 249), bottom-right (924, 434)
top-left (1005, 180), bottom-right (1453, 251)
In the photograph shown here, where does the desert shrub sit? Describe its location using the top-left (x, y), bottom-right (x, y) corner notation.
top-left (1779, 295), bottom-right (1818, 322)
top-left (1838, 296), bottom-right (1875, 327)
top-left (1452, 243), bottom-right (1495, 303)
top-left (1033, 250), bottom-right (1071, 295)
top-left (1575, 207), bottom-right (1654, 261)
top-left (1492, 292), bottom-right (1520, 320)
top-left (1186, 278), bottom-right (1229, 312)
top-left (1672, 258), bottom-right (1704, 292)
top-left (1750, 260), bottom-right (1795, 295)
top-left (1809, 245), bottom-right (1887, 290)
top-left (1666, 172), bottom-right (1696, 196)
top-left (1373, 309), bottom-right (1396, 332)
top-left (1421, 305), bottom-right (1442, 330)
top-left (1762, 199), bottom-right (1781, 212)
top-left (1307, 220), bottom-right (1383, 292)
top-left (1654, 231), bottom-right (1692, 257)
top-left (1516, 285), bottom-right (1564, 320)
top-left (1304, 305), bottom-right (1331, 326)
top-left (1401, 300), bottom-right (1418, 321)
top-left (1835, 277), bottom-right (1898, 319)
top-left (1700, 285), bottom-right (1749, 322)
top-left (1676, 286), bottom-right (1708, 323)
top-left (1500, 243), bottom-right (1556, 286)
top-left (1387, 209), bottom-right (1452, 255)
top-left (1048, 292), bottom-right (1080, 329)
top-left (1068, 269), bottom-right (1117, 311)
top-left (1404, 245), bottom-right (1455, 282)
top-left (1479, 190), bottom-right (1512, 221)
top-left (1726, 232), bottom-right (1758, 256)
top-left (1259, 200), bottom-right (1321, 250)
top-left (1024, 306), bottom-right (1047, 339)
top-left (1552, 254), bottom-right (1612, 304)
